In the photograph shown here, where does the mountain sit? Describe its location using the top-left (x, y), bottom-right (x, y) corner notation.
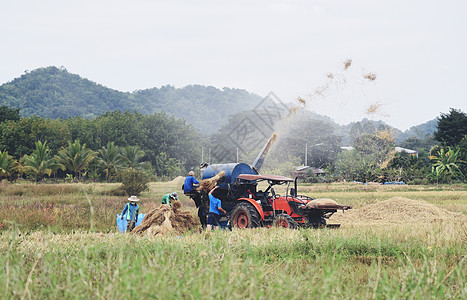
top-left (0, 66), bottom-right (260, 133)
top-left (395, 119), bottom-right (438, 143)
top-left (0, 66), bottom-right (439, 140)
top-left (0, 67), bottom-right (133, 119)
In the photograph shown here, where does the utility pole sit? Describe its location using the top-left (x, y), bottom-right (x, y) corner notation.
top-left (306, 142), bottom-right (324, 167)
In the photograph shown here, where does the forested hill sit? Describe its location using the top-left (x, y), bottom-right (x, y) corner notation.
top-left (0, 66), bottom-right (260, 133)
top-left (395, 119), bottom-right (438, 142)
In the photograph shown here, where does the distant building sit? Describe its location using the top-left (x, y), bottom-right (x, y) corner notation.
top-left (394, 147), bottom-right (418, 158)
top-left (340, 146), bottom-right (418, 158)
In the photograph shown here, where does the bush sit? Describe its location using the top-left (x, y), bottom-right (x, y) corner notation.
top-left (119, 168), bottom-right (149, 196)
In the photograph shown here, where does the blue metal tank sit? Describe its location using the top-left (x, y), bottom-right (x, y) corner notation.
top-left (202, 163), bottom-right (257, 190)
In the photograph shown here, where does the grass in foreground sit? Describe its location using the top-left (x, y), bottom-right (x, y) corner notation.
top-left (0, 222), bottom-right (465, 299)
top-left (0, 181), bottom-right (465, 299)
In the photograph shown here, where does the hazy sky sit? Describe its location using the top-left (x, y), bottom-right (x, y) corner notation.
top-left (1, 0), bottom-right (466, 130)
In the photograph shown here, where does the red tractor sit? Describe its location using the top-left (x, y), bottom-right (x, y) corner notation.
top-left (198, 135), bottom-right (351, 229)
top-left (220, 174), bottom-right (351, 229)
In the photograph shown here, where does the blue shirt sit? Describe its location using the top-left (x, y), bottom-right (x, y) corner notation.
top-left (209, 194), bottom-right (222, 215)
top-left (121, 203), bottom-right (139, 222)
top-left (184, 175), bottom-right (199, 193)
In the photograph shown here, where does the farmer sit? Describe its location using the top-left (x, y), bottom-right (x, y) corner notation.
top-left (183, 171), bottom-right (200, 195)
top-left (208, 186), bottom-right (226, 230)
top-left (183, 171), bottom-right (207, 229)
top-left (121, 195), bottom-right (140, 232)
top-left (161, 192), bottom-right (178, 206)
top-left (199, 162), bottom-right (208, 178)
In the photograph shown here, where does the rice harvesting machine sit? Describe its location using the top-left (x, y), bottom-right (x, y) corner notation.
top-left (201, 135), bottom-right (352, 228)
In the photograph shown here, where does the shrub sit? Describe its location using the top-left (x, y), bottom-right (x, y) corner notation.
top-left (119, 168), bottom-right (149, 196)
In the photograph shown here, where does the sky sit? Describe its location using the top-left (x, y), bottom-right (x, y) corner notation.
top-left (1, 0), bottom-right (466, 131)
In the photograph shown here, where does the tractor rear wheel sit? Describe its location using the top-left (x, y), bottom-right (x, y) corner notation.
top-left (272, 214), bottom-right (297, 229)
top-left (230, 202), bottom-right (262, 228)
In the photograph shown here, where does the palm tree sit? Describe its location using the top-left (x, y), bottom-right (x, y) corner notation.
top-left (0, 150), bottom-right (19, 182)
top-left (56, 139), bottom-right (95, 181)
top-left (430, 147), bottom-right (465, 183)
top-left (97, 142), bottom-right (123, 182)
top-left (20, 141), bottom-right (64, 182)
top-left (120, 145), bottom-right (146, 169)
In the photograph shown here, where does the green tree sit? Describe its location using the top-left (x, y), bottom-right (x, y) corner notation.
top-left (120, 145), bottom-right (146, 169)
top-left (334, 150), bottom-right (379, 182)
top-left (120, 168), bottom-right (149, 196)
top-left (20, 141), bottom-right (64, 181)
top-left (97, 142), bottom-right (123, 182)
top-left (0, 105), bottom-right (20, 123)
top-left (354, 130), bottom-right (395, 165)
top-left (94, 111), bottom-right (147, 148)
top-left (0, 116), bottom-right (48, 157)
top-left (430, 147), bottom-right (465, 183)
top-left (0, 150), bottom-right (19, 181)
top-left (434, 108), bottom-right (467, 146)
top-left (64, 116), bottom-right (100, 150)
top-left (139, 113), bottom-right (199, 171)
top-left (0, 116), bottom-right (70, 158)
top-left (155, 152), bottom-right (181, 179)
top-left (56, 139), bottom-right (95, 181)
top-left (349, 122), bottom-right (363, 144)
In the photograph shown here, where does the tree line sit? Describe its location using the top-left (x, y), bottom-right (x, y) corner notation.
top-left (0, 107), bottom-right (200, 182)
top-left (0, 103), bottom-right (465, 185)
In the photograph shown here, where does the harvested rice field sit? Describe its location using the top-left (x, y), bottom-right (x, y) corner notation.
top-left (0, 181), bottom-right (466, 299)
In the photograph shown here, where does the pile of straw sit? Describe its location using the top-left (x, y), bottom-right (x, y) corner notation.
top-left (170, 176), bottom-right (185, 183)
top-left (332, 197), bottom-right (462, 224)
top-left (132, 201), bottom-right (198, 236)
top-left (197, 171), bottom-right (225, 192)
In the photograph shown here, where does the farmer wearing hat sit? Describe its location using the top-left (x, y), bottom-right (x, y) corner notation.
top-left (161, 192), bottom-right (178, 206)
top-left (121, 195), bottom-right (140, 232)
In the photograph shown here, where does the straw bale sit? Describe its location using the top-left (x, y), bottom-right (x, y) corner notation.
top-left (197, 171), bottom-right (226, 192)
top-left (132, 201), bottom-right (198, 236)
top-left (332, 197), bottom-right (463, 224)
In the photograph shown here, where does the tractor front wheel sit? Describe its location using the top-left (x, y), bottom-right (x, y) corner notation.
top-left (230, 202), bottom-right (262, 228)
top-left (272, 214), bottom-right (297, 229)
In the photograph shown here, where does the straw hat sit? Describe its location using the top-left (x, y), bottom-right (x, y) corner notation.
top-left (128, 195), bottom-right (140, 202)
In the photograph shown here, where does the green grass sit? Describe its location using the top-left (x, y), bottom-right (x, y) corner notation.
top-left (0, 181), bottom-right (466, 299)
top-left (1, 226), bottom-right (465, 299)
